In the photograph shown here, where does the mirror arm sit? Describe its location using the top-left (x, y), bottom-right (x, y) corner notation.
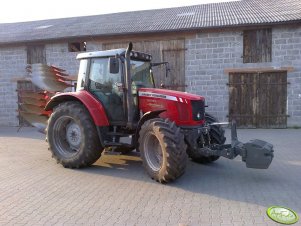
top-left (150, 62), bottom-right (170, 78)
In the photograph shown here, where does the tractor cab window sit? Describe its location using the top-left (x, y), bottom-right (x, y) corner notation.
top-left (76, 59), bottom-right (88, 91)
top-left (130, 60), bottom-right (153, 121)
top-left (89, 58), bottom-right (121, 93)
top-left (131, 60), bottom-right (154, 93)
top-left (88, 58), bottom-right (124, 122)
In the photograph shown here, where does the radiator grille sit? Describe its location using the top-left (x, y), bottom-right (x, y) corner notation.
top-left (191, 100), bottom-right (205, 121)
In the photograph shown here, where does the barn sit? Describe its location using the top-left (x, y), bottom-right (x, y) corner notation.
top-left (0, 0), bottom-right (300, 128)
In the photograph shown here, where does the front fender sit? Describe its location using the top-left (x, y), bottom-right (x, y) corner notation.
top-left (45, 91), bottom-right (109, 126)
top-left (133, 110), bottom-right (166, 149)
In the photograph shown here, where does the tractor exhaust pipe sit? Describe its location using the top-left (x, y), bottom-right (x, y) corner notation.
top-left (125, 42), bottom-right (134, 129)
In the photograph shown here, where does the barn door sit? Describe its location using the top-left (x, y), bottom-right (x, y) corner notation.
top-left (257, 72), bottom-right (288, 128)
top-left (161, 40), bottom-right (186, 91)
top-left (102, 39), bottom-right (186, 91)
top-left (229, 72), bottom-right (287, 128)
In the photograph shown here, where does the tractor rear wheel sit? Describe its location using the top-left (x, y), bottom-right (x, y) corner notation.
top-left (139, 118), bottom-right (188, 183)
top-left (47, 101), bottom-right (103, 168)
top-left (189, 113), bottom-right (226, 164)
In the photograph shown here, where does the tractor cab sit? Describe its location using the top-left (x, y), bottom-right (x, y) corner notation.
top-left (76, 48), bottom-right (154, 124)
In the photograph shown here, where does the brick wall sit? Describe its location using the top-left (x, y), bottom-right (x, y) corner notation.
top-left (45, 43), bottom-right (79, 76)
top-left (273, 25), bottom-right (301, 126)
top-left (185, 25), bottom-right (301, 126)
top-left (0, 25), bottom-right (300, 127)
top-left (45, 41), bottom-right (103, 76)
top-left (0, 42), bottom-right (103, 126)
top-left (0, 46), bottom-right (27, 126)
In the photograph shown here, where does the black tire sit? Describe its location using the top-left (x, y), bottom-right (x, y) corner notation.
top-left (47, 101), bottom-right (103, 168)
top-left (139, 118), bottom-right (188, 183)
top-left (190, 113), bottom-right (226, 164)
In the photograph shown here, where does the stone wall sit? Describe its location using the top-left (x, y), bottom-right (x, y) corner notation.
top-left (0, 24), bottom-right (300, 127)
top-left (185, 24), bottom-right (301, 126)
top-left (0, 42), bottom-right (103, 126)
top-left (45, 43), bottom-right (79, 76)
top-left (273, 25), bottom-right (301, 126)
top-left (0, 46), bottom-right (27, 126)
top-left (45, 41), bottom-right (103, 76)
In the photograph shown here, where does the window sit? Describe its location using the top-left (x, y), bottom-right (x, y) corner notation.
top-left (131, 60), bottom-right (154, 89)
top-left (243, 28), bottom-right (272, 63)
top-left (88, 58), bottom-right (124, 121)
top-left (88, 58), bottom-right (121, 94)
top-left (76, 59), bottom-right (88, 91)
top-left (68, 41), bottom-right (86, 52)
top-left (27, 45), bottom-right (46, 64)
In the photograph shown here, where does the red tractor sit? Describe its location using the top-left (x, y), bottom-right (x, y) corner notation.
top-left (45, 43), bottom-right (274, 183)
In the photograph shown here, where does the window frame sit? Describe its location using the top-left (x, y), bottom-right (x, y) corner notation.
top-left (68, 41), bottom-right (87, 52)
top-left (243, 28), bottom-right (272, 63)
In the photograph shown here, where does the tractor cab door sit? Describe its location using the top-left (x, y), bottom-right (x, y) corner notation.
top-left (88, 58), bottom-right (125, 123)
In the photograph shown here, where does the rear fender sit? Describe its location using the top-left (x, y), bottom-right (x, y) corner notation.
top-left (45, 91), bottom-right (109, 126)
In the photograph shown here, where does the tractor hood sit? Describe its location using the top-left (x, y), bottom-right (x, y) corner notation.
top-left (138, 88), bottom-right (205, 126)
top-left (138, 88), bottom-right (204, 102)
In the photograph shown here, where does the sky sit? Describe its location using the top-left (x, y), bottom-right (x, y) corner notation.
top-left (0, 0), bottom-right (236, 23)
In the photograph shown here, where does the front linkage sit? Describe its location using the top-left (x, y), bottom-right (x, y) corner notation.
top-left (184, 121), bottom-right (274, 169)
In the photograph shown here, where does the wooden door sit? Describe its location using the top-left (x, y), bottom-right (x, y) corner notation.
top-left (229, 72), bottom-right (287, 128)
top-left (102, 39), bottom-right (186, 91)
top-left (27, 45), bottom-right (46, 64)
top-left (161, 40), bottom-right (186, 91)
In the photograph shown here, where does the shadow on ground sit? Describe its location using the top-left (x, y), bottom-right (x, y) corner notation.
top-left (0, 127), bottom-right (45, 140)
top-left (78, 147), bottom-right (301, 213)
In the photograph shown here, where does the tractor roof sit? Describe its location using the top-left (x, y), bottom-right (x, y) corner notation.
top-left (76, 48), bottom-right (126, 59)
top-left (76, 48), bottom-right (152, 61)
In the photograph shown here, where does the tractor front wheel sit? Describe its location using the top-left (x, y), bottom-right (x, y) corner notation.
top-left (47, 101), bottom-right (103, 168)
top-left (188, 113), bottom-right (226, 164)
top-left (139, 118), bottom-right (188, 183)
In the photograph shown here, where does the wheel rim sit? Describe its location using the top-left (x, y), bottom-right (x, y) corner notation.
top-left (52, 116), bottom-right (82, 157)
top-left (143, 133), bottom-right (163, 172)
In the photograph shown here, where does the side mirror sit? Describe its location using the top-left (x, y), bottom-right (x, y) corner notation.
top-left (109, 57), bottom-right (119, 74)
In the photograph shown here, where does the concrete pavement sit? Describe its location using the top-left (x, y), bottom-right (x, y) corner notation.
top-left (0, 127), bottom-right (300, 226)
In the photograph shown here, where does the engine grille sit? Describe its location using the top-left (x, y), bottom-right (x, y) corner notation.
top-left (191, 100), bottom-right (205, 121)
